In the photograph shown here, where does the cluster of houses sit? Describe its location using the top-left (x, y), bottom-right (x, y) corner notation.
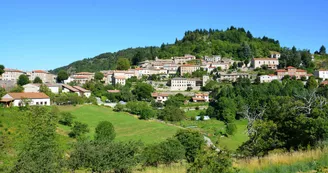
top-left (151, 92), bottom-right (209, 103)
top-left (2, 50), bottom-right (328, 107)
top-left (0, 69), bottom-right (57, 83)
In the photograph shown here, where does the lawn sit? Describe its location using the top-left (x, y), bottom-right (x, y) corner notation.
top-left (185, 110), bottom-right (204, 117)
top-left (57, 105), bottom-right (180, 144)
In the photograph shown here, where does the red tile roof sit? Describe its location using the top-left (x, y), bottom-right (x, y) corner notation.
top-left (73, 86), bottom-right (90, 92)
top-left (107, 90), bottom-right (120, 93)
top-left (276, 69), bottom-right (287, 72)
top-left (152, 93), bottom-right (169, 97)
top-left (6, 92), bottom-right (49, 99)
top-left (32, 70), bottom-right (47, 73)
top-left (114, 76), bottom-right (126, 79)
top-left (73, 76), bottom-right (88, 79)
top-left (75, 72), bottom-right (94, 75)
top-left (296, 69), bottom-right (306, 72)
top-left (287, 66), bottom-right (296, 69)
top-left (4, 68), bottom-right (23, 73)
top-left (62, 84), bottom-right (79, 92)
top-left (321, 80), bottom-right (328, 86)
top-left (253, 58), bottom-right (278, 61)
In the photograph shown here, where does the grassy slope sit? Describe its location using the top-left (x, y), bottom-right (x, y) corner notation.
top-left (181, 110), bottom-right (248, 151)
top-left (58, 105), bottom-right (180, 144)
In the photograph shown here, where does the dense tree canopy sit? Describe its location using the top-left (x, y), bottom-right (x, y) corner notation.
top-left (94, 121), bottom-right (116, 142)
top-left (94, 72), bottom-right (104, 81)
top-left (116, 58), bottom-right (131, 70)
top-left (57, 70), bottom-right (69, 83)
top-left (17, 74), bottom-right (30, 86)
top-left (0, 64), bottom-right (4, 75)
top-left (33, 76), bottom-right (43, 83)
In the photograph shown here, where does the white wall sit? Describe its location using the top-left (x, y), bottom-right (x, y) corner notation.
top-left (84, 92), bottom-right (91, 98)
top-left (12, 98), bottom-right (51, 106)
top-left (49, 86), bottom-right (59, 94)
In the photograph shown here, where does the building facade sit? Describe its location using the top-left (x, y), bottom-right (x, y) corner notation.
top-left (151, 93), bottom-right (169, 103)
top-left (276, 66), bottom-right (309, 79)
top-left (1, 69), bottom-right (25, 81)
top-left (0, 92), bottom-right (50, 107)
top-left (180, 64), bottom-right (200, 76)
top-left (314, 69), bottom-right (328, 80)
top-left (192, 93), bottom-right (209, 102)
top-left (251, 58), bottom-right (279, 69)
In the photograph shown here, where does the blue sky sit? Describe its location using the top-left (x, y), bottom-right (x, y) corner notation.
top-left (1, 0), bottom-right (327, 70)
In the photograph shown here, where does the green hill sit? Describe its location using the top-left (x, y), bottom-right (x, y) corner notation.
top-left (51, 26), bottom-right (281, 74)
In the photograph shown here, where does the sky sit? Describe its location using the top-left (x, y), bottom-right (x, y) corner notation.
top-left (1, 0), bottom-right (327, 71)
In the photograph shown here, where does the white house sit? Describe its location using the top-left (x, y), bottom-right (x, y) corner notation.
top-left (0, 92), bottom-right (50, 107)
top-left (1, 68), bottom-right (25, 81)
top-left (251, 58), bottom-right (279, 69)
top-left (62, 84), bottom-right (80, 95)
top-left (192, 93), bottom-right (209, 102)
top-left (73, 86), bottom-right (91, 98)
top-left (23, 83), bottom-right (60, 94)
top-left (314, 69), bottom-right (328, 80)
top-left (151, 93), bottom-right (169, 103)
top-left (259, 74), bottom-right (279, 83)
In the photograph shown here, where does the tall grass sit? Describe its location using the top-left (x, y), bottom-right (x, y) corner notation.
top-left (133, 163), bottom-right (187, 173)
top-left (236, 147), bottom-right (328, 173)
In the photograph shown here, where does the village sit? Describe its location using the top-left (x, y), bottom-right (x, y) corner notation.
top-left (0, 52), bottom-right (327, 108)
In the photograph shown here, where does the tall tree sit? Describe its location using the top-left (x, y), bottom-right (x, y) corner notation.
top-left (57, 70), bottom-right (68, 83)
top-left (116, 58), bottom-right (130, 70)
top-left (175, 130), bottom-right (204, 163)
top-left (132, 82), bottom-right (154, 101)
top-left (0, 64), bottom-right (4, 76)
top-left (94, 121), bottom-right (116, 142)
top-left (12, 107), bottom-right (63, 172)
top-left (94, 72), bottom-right (104, 81)
top-left (17, 74), bottom-right (30, 86)
top-left (319, 45), bottom-right (326, 55)
top-left (238, 42), bottom-right (252, 60)
top-left (33, 76), bottom-right (43, 83)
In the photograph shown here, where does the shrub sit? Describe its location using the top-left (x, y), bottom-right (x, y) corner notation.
top-left (140, 108), bottom-right (157, 120)
top-left (68, 121), bottom-right (90, 138)
top-left (114, 103), bottom-right (125, 112)
top-left (58, 112), bottom-right (75, 126)
top-left (94, 121), bottom-right (116, 142)
top-left (175, 129), bottom-right (204, 163)
top-left (225, 123), bottom-right (237, 136)
top-left (158, 106), bottom-right (186, 122)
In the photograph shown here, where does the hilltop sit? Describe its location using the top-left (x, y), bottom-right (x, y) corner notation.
top-left (51, 26), bottom-right (280, 74)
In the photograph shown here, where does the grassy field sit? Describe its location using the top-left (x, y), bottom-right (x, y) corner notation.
top-left (57, 105), bottom-right (180, 144)
top-left (179, 110), bottom-right (248, 151)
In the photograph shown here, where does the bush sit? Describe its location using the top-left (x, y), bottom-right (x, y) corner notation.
top-left (225, 123), bottom-right (237, 136)
top-left (114, 103), bottom-right (125, 112)
top-left (158, 106), bottom-right (186, 122)
top-left (94, 121), bottom-right (116, 142)
top-left (142, 138), bottom-right (185, 167)
top-left (58, 112), bottom-right (75, 126)
top-left (175, 129), bottom-right (204, 163)
top-left (140, 108), bottom-right (157, 120)
top-left (68, 121), bottom-right (90, 138)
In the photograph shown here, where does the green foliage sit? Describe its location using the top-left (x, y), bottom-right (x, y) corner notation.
top-left (279, 46), bottom-right (301, 68)
top-left (33, 76), bottom-right (42, 83)
top-left (319, 45), bottom-right (326, 55)
top-left (116, 57), bottom-right (131, 70)
top-left (58, 112), bottom-right (75, 126)
top-left (187, 149), bottom-right (235, 173)
top-left (10, 85), bottom-right (24, 92)
top-left (56, 70), bottom-right (68, 83)
top-left (175, 129), bottom-right (204, 163)
top-left (225, 123), bottom-right (237, 135)
top-left (11, 106), bottom-right (63, 173)
top-left (158, 106), bottom-right (186, 122)
top-left (201, 80), bottom-right (220, 91)
top-left (68, 121), bottom-right (90, 138)
top-left (132, 82), bottom-right (154, 101)
top-left (68, 139), bottom-right (142, 172)
top-left (114, 103), bottom-right (125, 112)
top-left (94, 121), bottom-right (116, 142)
top-left (165, 93), bottom-right (187, 108)
top-left (142, 138), bottom-right (185, 167)
top-left (52, 27), bottom-right (280, 73)
top-left (0, 64), bottom-right (4, 75)
top-left (54, 92), bottom-right (88, 105)
top-left (0, 87), bottom-right (6, 97)
top-left (306, 76), bottom-right (318, 90)
top-left (192, 68), bottom-right (207, 78)
top-left (17, 74), bottom-right (30, 86)
top-left (94, 71), bottom-right (104, 81)
top-left (140, 107), bottom-right (157, 120)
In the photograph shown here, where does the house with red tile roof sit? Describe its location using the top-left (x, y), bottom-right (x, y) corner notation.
top-left (1, 68), bottom-right (25, 81)
top-left (276, 66), bottom-right (310, 79)
top-left (152, 92), bottom-right (169, 103)
top-left (0, 92), bottom-right (50, 107)
top-left (192, 93), bottom-right (209, 102)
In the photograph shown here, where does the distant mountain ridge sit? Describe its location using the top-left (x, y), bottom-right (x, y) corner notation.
top-left (51, 26), bottom-right (281, 74)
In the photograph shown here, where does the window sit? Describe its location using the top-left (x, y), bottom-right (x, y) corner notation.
top-left (40, 102), bottom-right (43, 105)
top-left (36, 102), bottom-right (39, 105)
top-left (45, 102), bottom-right (47, 105)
